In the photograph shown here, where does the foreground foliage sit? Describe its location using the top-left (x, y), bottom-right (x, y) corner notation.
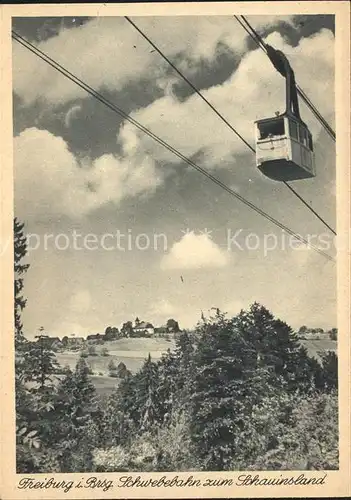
top-left (14, 218), bottom-right (339, 472)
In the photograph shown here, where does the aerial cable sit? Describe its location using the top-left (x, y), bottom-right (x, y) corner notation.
top-left (234, 15), bottom-right (268, 53)
top-left (12, 31), bottom-right (335, 263)
top-left (124, 16), bottom-right (255, 154)
top-left (283, 181), bottom-right (336, 236)
top-left (125, 17), bottom-right (336, 235)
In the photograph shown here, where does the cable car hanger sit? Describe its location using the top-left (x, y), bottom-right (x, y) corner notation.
top-left (255, 44), bottom-right (316, 182)
top-left (265, 44), bottom-right (301, 122)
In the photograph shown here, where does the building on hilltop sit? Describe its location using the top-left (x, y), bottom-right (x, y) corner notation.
top-left (133, 321), bottom-right (155, 336)
top-left (65, 337), bottom-right (85, 347)
top-left (86, 333), bottom-right (104, 342)
top-left (38, 336), bottom-right (62, 349)
top-left (154, 326), bottom-right (168, 336)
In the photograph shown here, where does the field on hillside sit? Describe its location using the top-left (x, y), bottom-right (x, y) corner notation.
top-left (55, 336), bottom-right (337, 398)
top-left (300, 338), bottom-right (337, 360)
top-left (57, 337), bottom-right (175, 374)
top-left (56, 337), bottom-right (176, 397)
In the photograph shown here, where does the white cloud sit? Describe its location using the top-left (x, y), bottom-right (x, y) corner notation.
top-left (120, 29), bottom-right (334, 170)
top-left (12, 16), bottom-right (295, 107)
top-left (161, 231), bottom-right (230, 270)
top-left (14, 127), bottom-right (163, 218)
top-left (13, 22), bottom-right (334, 223)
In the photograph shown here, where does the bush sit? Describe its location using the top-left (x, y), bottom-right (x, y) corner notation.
top-left (329, 328), bottom-right (337, 341)
top-left (88, 345), bottom-right (97, 356)
top-left (101, 347), bottom-right (109, 357)
top-left (93, 446), bottom-right (128, 472)
top-left (80, 350), bottom-right (89, 358)
top-left (91, 411), bottom-right (196, 472)
top-left (247, 391), bottom-right (338, 470)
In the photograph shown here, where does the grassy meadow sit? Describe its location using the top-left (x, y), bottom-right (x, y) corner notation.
top-left (56, 337), bottom-right (176, 397)
top-left (54, 335), bottom-right (336, 398)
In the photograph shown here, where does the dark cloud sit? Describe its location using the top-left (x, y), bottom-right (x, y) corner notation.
top-left (172, 43), bottom-right (241, 102)
top-left (12, 17), bottom-right (93, 42)
top-left (243, 15), bottom-right (334, 51)
top-left (13, 76), bottom-right (165, 160)
top-left (293, 14), bottom-right (335, 37)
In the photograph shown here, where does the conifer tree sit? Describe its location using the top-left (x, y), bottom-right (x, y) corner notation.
top-left (22, 328), bottom-right (60, 391)
top-left (190, 310), bottom-right (266, 470)
top-left (232, 302), bottom-right (316, 392)
top-left (137, 354), bottom-right (160, 432)
top-left (14, 218), bottom-right (29, 348)
top-left (41, 358), bottom-right (99, 471)
top-left (319, 351), bottom-right (338, 391)
top-left (156, 331), bottom-right (195, 422)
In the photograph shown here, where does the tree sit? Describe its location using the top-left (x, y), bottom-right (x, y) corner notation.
top-left (319, 351), bottom-right (338, 391)
top-left (46, 358), bottom-right (99, 472)
top-left (21, 328), bottom-right (60, 391)
top-left (108, 359), bottom-right (117, 377)
top-left (189, 309), bottom-right (270, 470)
top-left (14, 218), bottom-right (29, 348)
top-left (104, 327), bottom-right (119, 340)
top-left (160, 331), bottom-right (195, 412)
top-left (116, 362), bottom-right (130, 379)
top-left (166, 318), bottom-right (180, 333)
top-left (231, 303), bottom-right (317, 392)
top-left (113, 355), bottom-right (160, 435)
top-left (121, 321), bottom-right (133, 337)
top-left (189, 304), bottom-right (321, 470)
top-left (88, 345), bottom-right (97, 356)
top-left (329, 328), bottom-right (337, 341)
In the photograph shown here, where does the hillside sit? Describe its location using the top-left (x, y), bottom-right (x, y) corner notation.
top-left (300, 338), bottom-right (337, 360)
top-left (56, 337), bottom-right (176, 397)
top-left (55, 336), bottom-right (337, 398)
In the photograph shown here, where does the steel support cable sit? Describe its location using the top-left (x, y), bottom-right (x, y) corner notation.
top-left (124, 16), bottom-right (256, 154)
top-left (125, 17), bottom-right (336, 236)
top-left (282, 181), bottom-right (336, 235)
top-left (234, 15), bottom-right (268, 53)
top-left (12, 31), bottom-right (335, 263)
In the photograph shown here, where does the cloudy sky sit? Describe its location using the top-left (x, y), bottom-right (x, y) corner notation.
top-left (12, 14), bottom-right (336, 338)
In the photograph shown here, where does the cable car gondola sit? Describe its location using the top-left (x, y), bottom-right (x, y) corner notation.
top-left (255, 45), bottom-right (315, 182)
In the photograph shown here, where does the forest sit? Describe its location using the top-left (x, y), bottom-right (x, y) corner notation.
top-left (14, 218), bottom-right (338, 473)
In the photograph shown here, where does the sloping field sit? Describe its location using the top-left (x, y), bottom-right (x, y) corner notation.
top-left (95, 337), bottom-right (175, 353)
top-left (56, 337), bottom-right (175, 377)
top-left (300, 339), bottom-right (337, 360)
top-left (54, 337), bottom-right (336, 398)
top-left (89, 375), bottom-right (119, 398)
top-left (56, 352), bottom-right (147, 375)
top-left (56, 337), bottom-right (176, 398)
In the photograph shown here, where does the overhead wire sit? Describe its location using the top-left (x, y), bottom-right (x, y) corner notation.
top-left (125, 16), bottom-right (336, 236)
top-left (282, 181), bottom-right (336, 236)
top-left (124, 16), bottom-right (255, 154)
top-left (11, 30), bottom-right (335, 263)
